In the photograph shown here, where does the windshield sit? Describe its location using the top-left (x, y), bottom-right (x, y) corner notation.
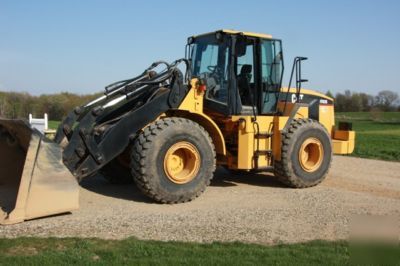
top-left (190, 35), bottom-right (230, 104)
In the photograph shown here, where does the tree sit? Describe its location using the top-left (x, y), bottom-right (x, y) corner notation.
top-left (344, 90), bottom-right (353, 110)
top-left (334, 92), bottom-right (346, 112)
top-left (326, 90), bottom-right (334, 99)
top-left (350, 93), bottom-right (363, 112)
top-left (359, 93), bottom-right (373, 112)
top-left (374, 90), bottom-right (399, 111)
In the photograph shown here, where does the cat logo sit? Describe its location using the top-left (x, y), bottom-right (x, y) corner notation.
top-left (291, 93), bottom-right (304, 103)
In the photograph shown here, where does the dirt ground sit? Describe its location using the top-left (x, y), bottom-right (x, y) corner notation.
top-left (1, 156), bottom-right (399, 244)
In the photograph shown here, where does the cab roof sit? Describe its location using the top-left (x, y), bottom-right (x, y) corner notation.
top-left (192, 29), bottom-right (273, 39)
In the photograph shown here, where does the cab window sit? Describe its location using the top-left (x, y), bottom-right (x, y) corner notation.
top-left (237, 41), bottom-right (256, 107)
top-left (191, 36), bottom-right (229, 105)
top-left (260, 40), bottom-right (283, 114)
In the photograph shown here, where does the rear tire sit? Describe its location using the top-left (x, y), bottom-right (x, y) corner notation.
top-left (274, 118), bottom-right (332, 188)
top-left (131, 117), bottom-right (216, 203)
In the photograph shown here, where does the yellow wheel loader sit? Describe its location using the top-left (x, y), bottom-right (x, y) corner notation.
top-left (0, 30), bottom-right (355, 224)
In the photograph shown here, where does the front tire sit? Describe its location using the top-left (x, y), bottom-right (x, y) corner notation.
top-left (274, 118), bottom-right (332, 188)
top-left (131, 117), bottom-right (216, 203)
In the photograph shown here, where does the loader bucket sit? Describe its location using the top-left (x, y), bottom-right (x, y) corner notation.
top-left (0, 119), bottom-right (79, 225)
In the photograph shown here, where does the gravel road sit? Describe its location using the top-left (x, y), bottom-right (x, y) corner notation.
top-left (1, 156), bottom-right (399, 244)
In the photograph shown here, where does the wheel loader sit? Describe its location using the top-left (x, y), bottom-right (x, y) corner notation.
top-left (0, 30), bottom-right (355, 225)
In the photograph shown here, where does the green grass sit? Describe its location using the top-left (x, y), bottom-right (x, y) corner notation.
top-left (48, 120), bottom-right (60, 130)
top-left (0, 238), bottom-right (351, 265)
top-left (0, 238), bottom-right (398, 265)
top-left (336, 112), bottom-right (400, 161)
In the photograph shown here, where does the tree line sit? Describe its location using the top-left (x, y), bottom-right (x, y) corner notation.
top-left (326, 90), bottom-right (399, 112)
top-left (0, 91), bottom-right (101, 121)
top-left (0, 89), bottom-right (398, 121)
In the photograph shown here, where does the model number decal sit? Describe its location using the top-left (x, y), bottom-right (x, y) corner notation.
top-left (320, 99), bottom-right (328, 104)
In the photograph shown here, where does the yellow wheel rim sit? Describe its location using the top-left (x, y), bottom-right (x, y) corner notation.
top-left (163, 141), bottom-right (200, 184)
top-left (298, 137), bottom-right (324, 172)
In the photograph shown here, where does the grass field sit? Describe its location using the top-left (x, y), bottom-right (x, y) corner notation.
top-left (336, 112), bottom-right (400, 161)
top-left (0, 238), bottom-right (398, 265)
top-left (48, 120), bottom-right (60, 130)
top-left (0, 238), bottom-right (358, 265)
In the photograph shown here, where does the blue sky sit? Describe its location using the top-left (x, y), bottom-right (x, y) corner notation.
top-left (0, 0), bottom-right (399, 95)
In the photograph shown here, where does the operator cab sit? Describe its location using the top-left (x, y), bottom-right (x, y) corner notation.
top-left (188, 30), bottom-right (284, 116)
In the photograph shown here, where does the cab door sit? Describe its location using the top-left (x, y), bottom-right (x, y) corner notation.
top-left (259, 39), bottom-right (284, 114)
top-left (232, 36), bottom-right (260, 115)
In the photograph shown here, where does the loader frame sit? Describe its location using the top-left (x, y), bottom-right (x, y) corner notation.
top-left (56, 60), bottom-right (190, 180)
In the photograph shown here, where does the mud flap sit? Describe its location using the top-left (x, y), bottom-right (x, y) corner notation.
top-left (0, 119), bottom-right (79, 225)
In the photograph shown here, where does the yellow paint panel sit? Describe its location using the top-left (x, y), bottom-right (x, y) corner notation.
top-left (319, 105), bottom-right (335, 134)
top-left (176, 78), bottom-right (226, 155)
top-left (276, 102), bottom-right (308, 119)
top-left (178, 79), bottom-right (204, 113)
top-left (294, 106), bottom-right (309, 120)
top-left (333, 139), bottom-right (355, 154)
top-left (231, 116), bottom-right (275, 169)
top-left (333, 130), bottom-right (355, 154)
top-left (333, 130), bottom-right (355, 141)
top-left (280, 87), bottom-right (334, 102)
top-left (272, 116), bottom-right (289, 161)
top-left (220, 29), bottom-right (272, 39)
top-left (192, 29), bottom-right (273, 39)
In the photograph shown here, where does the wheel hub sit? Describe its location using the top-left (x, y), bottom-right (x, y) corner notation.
top-left (163, 141), bottom-right (200, 184)
top-left (298, 137), bottom-right (323, 172)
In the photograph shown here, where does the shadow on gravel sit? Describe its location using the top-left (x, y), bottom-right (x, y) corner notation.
top-left (211, 168), bottom-right (286, 188)
top-left (80, 175), bottom-right (153, 203)
top-left (80, 168), bottom-right (286, 202)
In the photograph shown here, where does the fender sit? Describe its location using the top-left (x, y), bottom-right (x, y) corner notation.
top-left (170, 79), bottom-right (226, 156)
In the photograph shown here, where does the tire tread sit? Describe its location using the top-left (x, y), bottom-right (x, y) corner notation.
top-left (131, 117), bottom-right (216, 203)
